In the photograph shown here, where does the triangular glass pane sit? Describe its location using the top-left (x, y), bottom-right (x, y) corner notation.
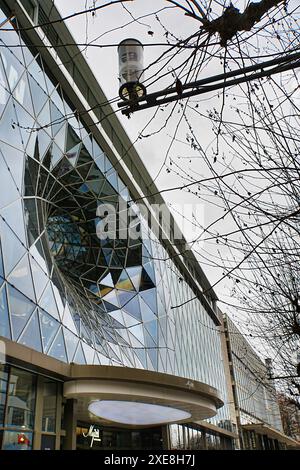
top-left (30, 257), bottom-right (49, 301)
top-left (63, 327), bottom-right (79, 362)
top-left (0, 142), bottom-right (24, 191)
top-left (28, 74), bottom-right (48, 116)
top-left (116, 269), bottom-right (135, 291)
top-left (122, 295), bottom-right (141, 321)
top-left (129, 324), bottom-right (144, 344)
top-left (37, 100), bottom-right (51, 130)
top-left (8, 254), bottom-right (35, 301)
top-left (54, 122), bottom-right (66, 151)
top-left (139, 288), bottom-right (157, 314)
top-left (0, 152), bottom-right (20, 210)
top-left (0, 98), bottom-right (23, 150)
top-left (62, 303), bottom-right (78, 334)
top-left (117, 290), bottom-right (136, 307)
top-left (144, 320), bottom-right (158, 343)
top-left (0, 240), bottom-right (4, 283)
top-left (0, 285), bottom-right (11, 339)
top-left (39, 283), bottom-right (59, 320)
top-left (50, 101), bottom-right (65, 136)
top-left (147, 348), bottom-right (158, 370)
top-left (127, 330), bottom-right (144, 347)
top-left (48, 328), bottom-right (67, 362)
top-left (66, 124), bottom-right (81, 152)
top-left (82, 342), bottom-right (95, 364)
top-left (102, 290), bottom-right (119, 307)
top-left (37, 129), bottom-right (51, 159)
top-left (122, 311), bottom-right (140, 327)
top-left (76, 144), bottom-right (92, 166)
top-left (0, 198), bottom-right (26, 245)
top-left (157, 296), bottom-right (166, 317)
top-left (29, 240), bottom-right (48, 275)
top-left (139, 268), bottom-right (155, 291)
top-left (144, 329), bottom-right (156, 348)
top-left (65, 143), bottom-right (81, 166)
top-left (134, 348), bottom-right (147, 368)
top-left (73, 342), bottom-right (86, 364)
top-left (52, 284), bottom-right (64, 320)
top-left (18, 309), bottom-right (42, 352)
top-left (107, 170), bottom-right (118, 191)
top-left (99, 272), bottom-right (114, 287)
top-left (125, 266), bottom-right (141, 291)
top-left (143, 261), bottom-right (156, 283)
top-left (7, 285), bottom-right (35, 340)
top-left (39, 309), bottom-right (60, 353)
top-left (108, 309), bottom-right (125, 327)
top-left (97, 352), bottom-right (110, 365)
top-left (50, 142), bottom-right (63, 169)
top-left (93, 352), bottom-right (101, 365)
top-left (140, 298), bottom-right (156, 323)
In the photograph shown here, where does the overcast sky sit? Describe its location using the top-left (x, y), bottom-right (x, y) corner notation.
top-left (53, 1), bottom-right (299, 339)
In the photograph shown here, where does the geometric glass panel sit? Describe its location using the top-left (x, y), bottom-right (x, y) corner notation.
top-left (7, 254), bottom-right (35, 301)
top-left (7, 285), bottom-right (35, 340)
top-left (0, 198), bottom-right (26, 245)
top-left (139, 288), bottom-right (157, 314)
top-left (48, 328), bottom-right (67, 362)
top-left (30, 257), bottom-right (49, 301)
top-left (123, 295), bottom-right (142, 321)
top-left (82, 342), bottom-right (94, 364)
top-left (134, 348), bottom-right (147, 369)
top-left (39, 309), bottom-right (60, 353)
top-left (140, 297), bottom-right (157, 323)
top-left (126, 266), bottom-right (142, 291)
top-left (39, 284), bottom-right (59, 320)
top-left (116, 269), bottom-right (135, 291)
top-left (144, 319), bottom-right (158, 343)
top-left (147, 348), bottom-right (158, 370)
top-left (18, 309), bottom-right (42, 352)
top-left (63, 327), bottom-right (79, 362)
top-left (0, 285), bottom-right (10, 339)
top-left (73, 342), bottom-right (86, 365)
top-left (0, 240), bottom-right (4, 283)
top-left (62, 303), bottom-right (77, 334)
top-left (0, 143), bottom-right (24, 195)
top-left (144, 329), bottom-right (156, 348)
top-left (0, 219), bottom-right (27, 276)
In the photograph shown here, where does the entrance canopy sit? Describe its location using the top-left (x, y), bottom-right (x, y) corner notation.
top-left (64, 365), bottom-right (223, 428)
top-left (242, 423), bottom-right (300, 448)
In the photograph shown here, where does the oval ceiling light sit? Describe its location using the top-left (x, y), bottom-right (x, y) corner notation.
top-left (88, 400), bottom-right (191, 426)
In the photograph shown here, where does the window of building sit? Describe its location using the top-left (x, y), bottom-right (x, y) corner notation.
top-left (42, 379), bottom-right (57, 433)
top-left (0, 364), bottom-right (8, 426)
top-left (6, 367), bottom-right (36, 430)
top-left (2, 430), bottom-right (33, 450)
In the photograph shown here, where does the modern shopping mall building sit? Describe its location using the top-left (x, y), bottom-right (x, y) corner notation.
top-left (0, 0), bottom-right (298, 451)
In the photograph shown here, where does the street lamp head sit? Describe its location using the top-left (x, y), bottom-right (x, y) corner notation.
top-left (118, 38), bottom-right (146, 101)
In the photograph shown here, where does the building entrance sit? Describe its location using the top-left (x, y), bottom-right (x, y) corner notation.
top-left (76, 422), bottom-right (163, 450)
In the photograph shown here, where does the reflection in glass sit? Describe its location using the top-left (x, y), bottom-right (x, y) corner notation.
top-left (6, 367), bottom-right (36, 429)
top-left (42, 379), bottom-right (57, 433)
top-left (2, 430), bottom-right (33, 450)
top-left (0, 364), bottom-right (8, 426)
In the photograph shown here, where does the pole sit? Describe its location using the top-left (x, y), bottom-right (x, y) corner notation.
top-left (118, 51), bottom-right (300, 115)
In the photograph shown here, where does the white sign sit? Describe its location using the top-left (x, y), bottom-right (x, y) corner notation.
top-left (82, 425), bottom-right (101, 448)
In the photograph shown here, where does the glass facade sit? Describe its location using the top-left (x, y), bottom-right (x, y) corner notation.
top-left (0, 2), bottom-right (232, 438)
top-left (225, 315), bottom-right (283, 431)
top-left (169, 424), bottom-right (233, 450)
top-left (76, 423), bottom-right (163, 450)
top-left (0, 363), bottom-right (61, 450)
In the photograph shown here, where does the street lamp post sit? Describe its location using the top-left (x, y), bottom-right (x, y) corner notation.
top-left (118, 38), bottom-right (146, 104)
